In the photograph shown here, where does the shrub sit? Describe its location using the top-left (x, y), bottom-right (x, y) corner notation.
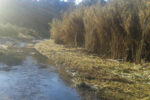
top-left (50, 8), bottom-right (85, 46)
top-left (50, 19), bottom-right (64, 44)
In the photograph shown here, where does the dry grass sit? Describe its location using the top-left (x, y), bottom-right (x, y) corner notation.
top-left (50, 0), bottom-right (150, 63)
top-left (0, 23), bottom-right (40, 40)
top-left (50, 8), bottom-right (85, 47)
top-left (35, 40), bottom-right (150, 100)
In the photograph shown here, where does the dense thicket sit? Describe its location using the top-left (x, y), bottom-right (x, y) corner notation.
top-left (50, 0), bottom-right (150, 63)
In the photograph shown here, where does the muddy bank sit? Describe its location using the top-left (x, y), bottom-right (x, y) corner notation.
top-left (34, 39), bottom-right (150, 100)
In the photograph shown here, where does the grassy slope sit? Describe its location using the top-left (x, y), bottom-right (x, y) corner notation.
top-left (35, 40), bottom-right (150, 100)
top-left (0, 23), bottom-right (40, 40)
top-left (0, 1), bottom-right (58, 37)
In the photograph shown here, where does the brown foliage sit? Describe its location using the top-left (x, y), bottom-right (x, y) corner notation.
top-left (50, 8), bottom-right (85, 46)
top-left (50, 0), bottom-right (150, 63)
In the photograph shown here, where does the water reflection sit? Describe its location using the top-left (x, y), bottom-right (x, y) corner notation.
top-left (0, 39), bottom-right (81, 100)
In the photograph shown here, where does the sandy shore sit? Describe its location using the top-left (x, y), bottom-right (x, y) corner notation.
top-left (34, 39), bottom-right (150, 100)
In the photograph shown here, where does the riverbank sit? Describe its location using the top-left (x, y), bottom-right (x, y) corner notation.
top-left (34, 39), bottom-right (150, 100)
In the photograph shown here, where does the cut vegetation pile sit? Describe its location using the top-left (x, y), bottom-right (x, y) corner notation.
top-left (35, 40), bottom-right (150, 100)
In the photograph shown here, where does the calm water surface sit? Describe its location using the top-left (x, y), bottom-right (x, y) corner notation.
top-left (0, 38), bottom-right (81, 100)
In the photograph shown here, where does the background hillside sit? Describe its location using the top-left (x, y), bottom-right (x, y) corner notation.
top-left (0, 0), bottom-right (68, 38)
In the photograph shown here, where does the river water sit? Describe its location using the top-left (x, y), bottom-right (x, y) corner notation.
top-left (0, 38), bottom-right (81, 100)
